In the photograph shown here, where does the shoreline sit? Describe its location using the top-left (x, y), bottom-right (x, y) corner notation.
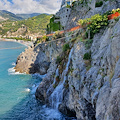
top-left (0, 38), bottom-right (34, 47)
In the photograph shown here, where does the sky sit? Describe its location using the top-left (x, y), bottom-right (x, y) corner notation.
top-left (0, 0), bottom-right (62, 14)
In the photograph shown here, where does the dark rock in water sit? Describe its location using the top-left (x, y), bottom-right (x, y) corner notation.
top-left (35, 78), bottom-right (50, 103)
top-left (58, 104), bottom-right (76, 118)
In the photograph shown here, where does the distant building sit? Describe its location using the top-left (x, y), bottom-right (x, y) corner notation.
top-left (61, 0), bottom-right (75, 8)
top-left (55, 0), bottom-right (77, 28)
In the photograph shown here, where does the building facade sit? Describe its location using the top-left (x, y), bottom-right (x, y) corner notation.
top-left (55, 0), bottom-right (77, 28)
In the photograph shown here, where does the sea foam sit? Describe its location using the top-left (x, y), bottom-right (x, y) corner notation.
top-left (8, 67), bottom-right (26, 75)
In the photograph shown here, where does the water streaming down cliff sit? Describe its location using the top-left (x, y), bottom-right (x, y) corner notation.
top-left (53, 68), bottom-right (59, 85)
top-left (50, 48), bottom-right (73, 109)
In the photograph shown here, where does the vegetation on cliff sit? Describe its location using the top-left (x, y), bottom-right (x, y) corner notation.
top-left (78, 14), bottom-right (108, 38)
top-left (46, 15), bottom-right (62, 33)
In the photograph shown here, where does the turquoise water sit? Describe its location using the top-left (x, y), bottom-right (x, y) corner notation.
top-left (0, 41), bottom-right (74, 120)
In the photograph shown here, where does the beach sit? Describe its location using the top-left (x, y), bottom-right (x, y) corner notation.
top-left (0, 38), bottom-right (34, 47)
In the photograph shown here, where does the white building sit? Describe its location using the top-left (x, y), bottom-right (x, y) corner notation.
top-left (55, 0), bottom-right (77, 28)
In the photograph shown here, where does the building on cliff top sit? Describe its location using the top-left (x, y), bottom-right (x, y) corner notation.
top-left (61, 0), bottom-right (75, 8)
top-left (55, 0), bottom-right (77, 28)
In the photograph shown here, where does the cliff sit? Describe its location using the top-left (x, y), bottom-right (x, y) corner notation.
top-left (15, 38), bottom-right (66, 74)
top-left (15, 1), bottom-right (120, 120)
top-left (34, 17), bottom-right (120, 119)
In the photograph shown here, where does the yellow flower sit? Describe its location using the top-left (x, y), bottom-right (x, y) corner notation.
top-left (117, 8), bottom-right (120, 12)
top-left (112, 9), bottom-right (115, 11)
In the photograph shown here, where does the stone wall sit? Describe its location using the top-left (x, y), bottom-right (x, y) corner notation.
top-left (56, 7), bottom-right (71, 27)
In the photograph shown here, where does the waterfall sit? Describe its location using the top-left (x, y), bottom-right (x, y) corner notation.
top-left (53, 68), bottom-right (59, 85)
top-left (46, 68), bottom-right (59, 95)
top-left (50, 48), bottom-right (73, 109)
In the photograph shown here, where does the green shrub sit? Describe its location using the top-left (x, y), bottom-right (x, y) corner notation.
top-left (66, 4), bottom-right (71, 8)
top-left (47, 15), bottom-right (62, 33)
top-left (41, 35), bottom-right (49, 42)
top-left (53, 31), bottom-right (64, 39)
top-left (63, 43), bottom-right (70, 52)
top-left (95, 1), bottom-right (103, 7)
top-left (79, 0), bottom-right (84, 4)
top-left (56, 56), bottom-right (62, 64)
top-left (78, 14), bottom-right (108, 39)
top-left (83, 52), bottom-right (91, 60)
top-left (103, 11), bottom-right (112, 16)
top-left (86, 65), bottom-right (91, 71)
top-left (53, 84), bottom-right (57, 88)
top-left (85, 39), bottom-right (93, 49)
top-left (114, 17), bottom-right (119, 22)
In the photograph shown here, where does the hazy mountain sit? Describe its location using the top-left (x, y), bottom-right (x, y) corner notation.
top-left (0, 10), bottom-right (23, 21)
top-left (0, 10), bottom-right (49, 21)
top-left (16, 13), bottom-right (42, 19)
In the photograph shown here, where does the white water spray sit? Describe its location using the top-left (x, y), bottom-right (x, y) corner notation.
top-left (50, 48), bottom-right (73, 109)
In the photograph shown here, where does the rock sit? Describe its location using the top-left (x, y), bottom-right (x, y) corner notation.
top-left (15, 38), bottom-right (65, 74)
top-left (58, 103), bottom-right (76, 117)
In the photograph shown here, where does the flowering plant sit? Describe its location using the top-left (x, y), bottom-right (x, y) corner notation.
top-left (112, 8), bottom-right (120, 14)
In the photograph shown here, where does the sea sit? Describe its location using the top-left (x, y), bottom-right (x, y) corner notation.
top-left (0, 41), bottom-right (74, 120)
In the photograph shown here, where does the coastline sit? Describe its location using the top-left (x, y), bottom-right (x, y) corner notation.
top-left (0, 38), bottom-right (34, 47)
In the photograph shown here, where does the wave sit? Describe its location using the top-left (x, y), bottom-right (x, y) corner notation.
top-left (25, 88), bottom-right (31, 92)
top-left (8, 67), bottom-right (26, 75)
top-left (32, 73), bottom-right (47, 79)
top-left (31, 82), bottom-right (42, 95)
top-left (12, 62), bottom-right (16, 66)
top-left (41, 107), bottom-right (63, 120)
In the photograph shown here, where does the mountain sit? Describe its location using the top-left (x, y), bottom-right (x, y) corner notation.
top-left (16, 13), bottom-right (42, 19)
top-left (0, 10), bottom-right (23, 21)
top-left (0, 14), bottom-right (52, 35)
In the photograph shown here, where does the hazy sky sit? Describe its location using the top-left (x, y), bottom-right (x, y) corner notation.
top-left (0, 0), bottom-right (62, 14)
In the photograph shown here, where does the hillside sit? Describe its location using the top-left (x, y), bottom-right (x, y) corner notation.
top-left (0, 10), bottom-right (23, 21)
top-left (0, 14), bottom-right (52, 36)
top-left (16, 13), bottom-right (42, 19)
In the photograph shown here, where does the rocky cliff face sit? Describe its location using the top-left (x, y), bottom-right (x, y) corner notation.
top-left (15, 38), bottom-right (66, 74)
top-left (65, 0), bottom-right (120, 30)
top-left (35, 18), bottom-right (120, 120)
top-left (15, 1), bottom-right (120, 119)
